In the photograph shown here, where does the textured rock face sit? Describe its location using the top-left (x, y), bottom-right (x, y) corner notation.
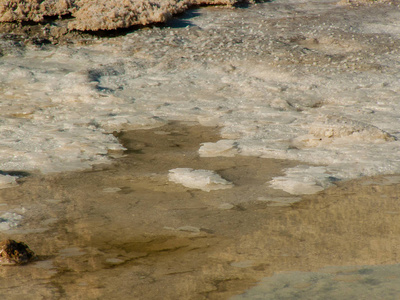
top-left (0, 239), bottom-right (36, 265)
top-left (0, 0), bottom-right (396, 32)
top-left (69, 0), bottom-right (190, 31)
top-left (0, 0), bottom-right (247, 31)
top-left (0, 0), bottom-right (74, 22)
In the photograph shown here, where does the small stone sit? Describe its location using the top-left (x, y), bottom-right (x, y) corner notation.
top-left (177, 226), bottom-right (201, 233)
top-left (105, 258), bottom-right (125, 264)
top-left (168, 168), bottom-right (233, 192)
top-left (0, 239), bottom-right (36, 265)
top-left (219, 203), bottom-right (235, 210)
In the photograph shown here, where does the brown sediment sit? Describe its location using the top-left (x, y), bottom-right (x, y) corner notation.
top-left (0, 122), bottom-right (399, 298)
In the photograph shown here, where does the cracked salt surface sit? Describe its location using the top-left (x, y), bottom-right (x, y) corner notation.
top-left (0, 1), bottom-right (399, 195)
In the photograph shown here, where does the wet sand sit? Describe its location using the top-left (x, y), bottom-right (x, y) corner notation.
top-left (0, 122), bottom-right (399, 299)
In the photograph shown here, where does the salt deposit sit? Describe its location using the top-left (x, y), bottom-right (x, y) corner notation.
top-left (168, 168), bottom-right (233, 191)
top-left (0, 212), bottom-right (22, 231)
top-left (0, 0), bottom-right (398, 194)
top-left (199, 140), bottom-right (238, 157)
top-left (269, 165), bottom-right (335, 195)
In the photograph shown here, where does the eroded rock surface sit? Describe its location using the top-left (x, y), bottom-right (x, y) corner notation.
top-left (0, 0), bottom-right (252, 32)
top-left (0, 239), bottom-right (36, 265)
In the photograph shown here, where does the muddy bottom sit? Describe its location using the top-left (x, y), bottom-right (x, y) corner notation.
top-left (0, 122), bottom-right (399, 299)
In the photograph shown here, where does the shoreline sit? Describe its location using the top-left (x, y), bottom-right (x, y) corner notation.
top-left (0, 0), bottom-right (398, 46)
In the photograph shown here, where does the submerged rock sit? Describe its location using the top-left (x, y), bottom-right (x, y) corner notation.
top-left (168, 168), bottom-right (233, 192)
top-left (0, 239), bottom-right (36, 265)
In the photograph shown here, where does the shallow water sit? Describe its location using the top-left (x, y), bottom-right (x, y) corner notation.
top-left (0, 0), bottom-right (400, 298)
top-left (0, 123), bottom-right (399, 299)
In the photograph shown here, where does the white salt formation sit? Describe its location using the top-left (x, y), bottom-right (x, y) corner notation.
top-left (199, 140), bottom-right (238, 157)
top-left (168, 168), bottom-right (233, 192)
top-left (0, 212), bottom-right (22, 231)
top-left (292, 115), bottom-right (395, 148)
top-left (270, 166), bottom-right (335, 195)
top-left (0, 0), bottom-right (72, 23)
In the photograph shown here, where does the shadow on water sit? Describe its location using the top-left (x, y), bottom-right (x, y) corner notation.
top-left (84, 8), bottom-right (202, 38)
top-left (163, 9), bottom-right (202, 28)
top-left (81, 0), bottom-right (272, 39)
top-left (0, 170), bottom-right (30, 178)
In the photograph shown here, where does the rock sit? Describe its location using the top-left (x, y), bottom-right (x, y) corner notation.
top-left (199, 140), bottom-right (238, 157)
top-left (0, 239), bottom-right (36, 265)
top-left (292, 115), bottom-right (396, 148)
top-left (0, 0), bottom-right (253, 32)
top-left (168, 168), bottom-right (233, 192)
top-left (177, 225), bottom-right (201, 233)
top-left (0, 0), bottom-right (73, 23)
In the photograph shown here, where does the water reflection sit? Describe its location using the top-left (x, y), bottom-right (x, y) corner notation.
top-left (0, 123), bottom-right (399, 299)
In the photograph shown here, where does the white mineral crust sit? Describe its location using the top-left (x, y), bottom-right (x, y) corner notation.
top-left (168, 168), bottom-right (233, 192)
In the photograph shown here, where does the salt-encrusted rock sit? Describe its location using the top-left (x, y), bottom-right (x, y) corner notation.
top-left (168, 168), bottom-right (233, 192)
top-left (0, 212), bottom-right (23, 231)
top-left (68, 0), bottom-right (191, 31)
top-left (269, 165), bottom-right (333, 195)
top-left (293, 115), bottom-right (395, 148)
top-left (199, 140), bottom-right (238, 157)
top-left (0, 0), bottom-right (73, 23)
top-left (0, 239), bottom-right (36, 265)
top-left (0, 0), bottom-right (253, 31)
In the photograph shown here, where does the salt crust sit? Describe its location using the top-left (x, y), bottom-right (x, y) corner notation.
top-left (0, 212), bottom-right (22, 231)
top-left (168, 168), bottom-right (233, 192)
top-left (292, 115), bottom-right (395, 148)
top-left (269, 166), bottom-right (335, 195)
top-left (0, 1), bottom-right (399, 196)
top-left (199, 140), bottom-right (238, 157)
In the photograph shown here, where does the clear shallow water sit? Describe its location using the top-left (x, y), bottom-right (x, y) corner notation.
top-left (0, 123), bottom-right (399, 299)
top-left (233, 264), bottom-right (400, 300)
